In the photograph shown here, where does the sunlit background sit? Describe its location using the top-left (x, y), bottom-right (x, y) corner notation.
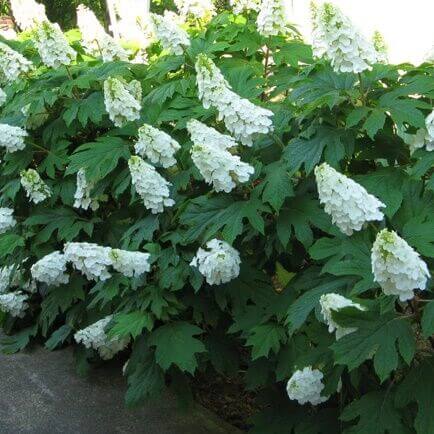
top-left (287, 0), bottom-right (434, 65)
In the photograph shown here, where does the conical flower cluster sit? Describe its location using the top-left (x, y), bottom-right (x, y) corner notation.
top-left (256, 0), bottom-right (288, 37)
top-left (74, 316), bottom-right (130, 360)
top-left (109, 249), bottom-right (151, 278)
top-left (31, 251), bottom-right (69, 286)
top-left (0, 124), bottom-right (28, 153)
top-left (135, 124), bottom-right (180, 168)
top-left (64, 242), bottom-right (112, 281)
top-left (286, 367), bottom-right (328, 405)
top-left (187, 120), bottom-right (254, 193)
top-left (103, 77), bottom-right (142, 127)
top-left (76, 5), bottom-right (128, 62)
top-left (73, 169), bottom-right (100, 211)
top-left (230, 0), bottom-right (260, 15)
top-left (0, 208), bottom-right (16, 234)
top-left (20, 169), bottom-right (51, 204)
top-left (371, 229), bottom-right (430, 301)
top-left (150, 13), bottom-right (190, 55)
top-left (195, 54), bottom-right (273, 145)
top-left (0, 42), bottom-right (33, 83)
top-left (319, 293), bottom-right (364, 339)
top-left (175, 0), bottom-right (216, 21)
top-left (372, 30), bottom-right (388, 63)
top-left (128, 156), bottom-right (174, 214)
top-left (0, 292), bottom-right (28, 317)
top-left (34, 21), bottom-right (77, 68)
top-left (311, 2), bottom-right (378, 73)
top-left (190, 239), bottom-right (241, 285)
top-left (10, 0), bottom-right (47, 31)
top-left (314, 163), bottom-right (385, 235)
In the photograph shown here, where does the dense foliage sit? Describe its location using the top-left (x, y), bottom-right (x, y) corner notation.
top-left (1, 2), bottom-right (434, 433)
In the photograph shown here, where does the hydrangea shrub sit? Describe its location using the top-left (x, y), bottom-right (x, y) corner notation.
top-left (0, 2), bottom-right (434, 432)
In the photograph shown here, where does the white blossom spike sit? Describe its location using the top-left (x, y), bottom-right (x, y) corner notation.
top-left (150, 13), bottom-right (190, 55)
top-left (10, 0), bottom-right (47, 31)
top-left (128, 156), bottom-right (174, 214)
top-left (0, 124), bottom-right (28, 153)
top-left (73, 168), bottom-right (100, 211)
top-left (34, 21), bottom-right (77, 68)
top-left (314, 163), bottom-right (385, 235)
top-left (174, 0), bottom-right (216, 21)
top-left (0, 208), bottom-right (16, 234)
top-left (190, 239), bottom-right (241, 285)
top-left (20, 169), bottom-right (51, 204)
top-left (195, 54), bottom-right (273, 146)
top-left (135, 124), bottom-right (180, 168)
top-left (74, 316), bottom-right (130, 360)
top-left (371, 229), bottom-right (430, 301)
top-left (103, 77), bottom-right (142, 127)
top-left (256, 0), bottom-right (288, 37)
top-left (230, 0), bottom-right (260, 14)
top-left (0, 292), bottom-right (28, 317)
top-left (311, 2), bottom-right (378, 74)
top-left (31, 251), bottom-right (69, 287)
top-left (110, 249), bottom-right (151, 278)
top-left (0, 88), bottom-right (6, 106)
top-left (286, 367), bottom-right (328, 405)
top-left (0, 42), bottom-right (33, 83)
top-left (0, 265), bottom-right (19, 294)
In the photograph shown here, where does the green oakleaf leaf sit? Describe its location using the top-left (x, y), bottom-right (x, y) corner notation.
top-left (245, 323), bottom-right (287, 360)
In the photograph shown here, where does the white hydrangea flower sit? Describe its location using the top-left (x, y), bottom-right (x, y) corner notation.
top-left (0, 208), bottom-right (16, 234)
top-left (0, 265), bottom-right (18, 294)
top-left (10, 0), bottom-right (47, 31)
top-left (135, 124), bottom-right (180, 168)
top-left (314, 163), bottom-right (385, 236)
top-left (175, 0), bottom-right (216, 21)
top-left (103, 77), bottom-right (142, 127)
top-left (230, 0), bottom-right (260, 14)
top-left (76, 5), bottom-right (129, 62)
top-left (150, 13), bottom-right (190, 55)
top-left (34, 21), bottom-right (77, 68)
top-left (256, 0), bottom-right (288, 37)
top-left (311, 2), bottom-right (378, 74)
top-left (319, 293), bottom-right (364, 339)
top-left (74, 316), bottom-right (130, 360)
top-left (195, 54), bottom-right (273, 146)
top-left (372, 30), bottom-right (388, 63)
top-left (0, 88), bottom-right (6, 106)
top-left (0, 292), bottom-right (28, 317)
top-left (187, 120), bottom-right (254, 193)
top-left (286, 367), bottom-right (328, 405)
top-left (31, 251), bottom-right (69, 286)
top-left (20, 169), bottom-right (52, 204)
top-left (0, 42), bottom-right (33, 83)
top-left (0, 124), bottom-right (28, 153)
top-left (73, 168), bottom-right (100, 211)
top-left (399, 127), bottom-right (432, 153)
top-left (128, 156), bottom-right (174, 214)
top-left (64, 242), bottom-right (112, 281)
top-left (190, 239), bottom-right (241, 285)
top-left (425, 110), bottom-right (434, 150)
top-left (110, 249), bottom-right (151, 278)
top-left (371, 229), bottom-right (430, 301)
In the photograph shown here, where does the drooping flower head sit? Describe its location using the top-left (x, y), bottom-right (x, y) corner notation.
top-left (76, 5), bottom-right (129, 62)
top-left (371, 229), bottom-right (430, 301)
top-left (103, 77), bottom-right (142, 127)
top-left (319, 293), bottom-right (364, 339)
top-left (135, 124), bottom-right (180, 168)
top-left (425, 110), bottom-right (434, 149)
top-left (74, 316), bottom-right (130, 360)
top-left (175, 0), bottom-right (216, 21)
top-left (187, 119), bottom-right (238, 150)
top-left (0, 124), bottom-right (28, 153)
top-left (0, 208), bottom-right (17, 234)
top-left (73, 168), bottom-right (100, 211)
top-left (372, 30), bottom-right (388, 63)
top-left (314, 163), bottom-right (385, 235)
top-left (0, 292), bottom-right (28, 317)
top-left (187, 120), bottom-right (254, 193)
top-left (128, 156), bottom-right (174, 214)
top-left (64, 242), bottom-right (112, 281)
top-left (195, 54), bottom-right (273, 146)
top-left (10, 0), bottom-right (47, 31)
top-left (150, 13), bottom-right (190, 56)
top-left (286, 367), bottom-right (328, 405)
top-left (0, 42), bottom-right (33, 83)
top-left (109, 249), bottom-right (151, 278)
top-left (311, 2), bottom-right (378, 73)
top-left (230, 0), bottom-right (260, 15)
top-left (31, 251), bottom-right (69, 286)
top-left (20, 169), bottom-right (52, 204)
top-left (256, 0), bottom-right (288, 37)
top-left (33, 21), bottom-right (77, 68)
top-left (190, 239), bottom-right (241, 285)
